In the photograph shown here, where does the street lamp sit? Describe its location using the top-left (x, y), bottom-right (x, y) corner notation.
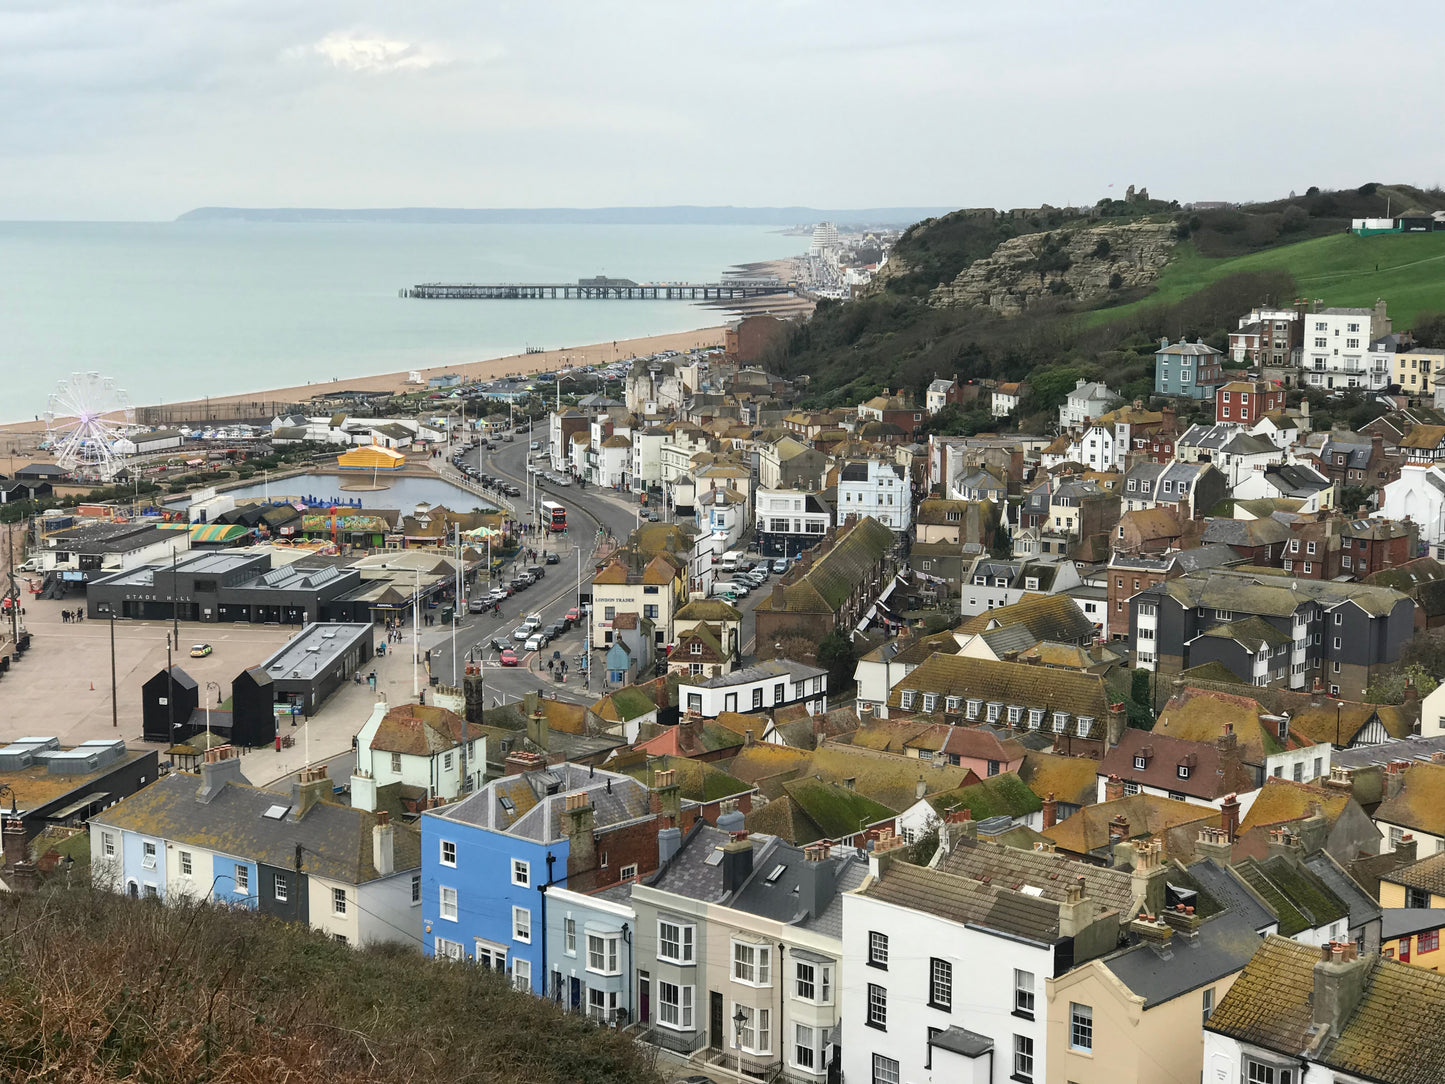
top-left (732, 1005), bottom-right (748, 1075)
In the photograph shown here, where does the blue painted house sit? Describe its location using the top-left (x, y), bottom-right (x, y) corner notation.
top-left (1155, 337), bottom-right (1226, 400)
top-left (544, 882), bottom-right (638, 1023)
top-left (420, 761), bottom-right (657, 995)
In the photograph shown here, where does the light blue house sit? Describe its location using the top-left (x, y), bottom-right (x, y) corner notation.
top-left (544, 882), bottom-right (638, 1023)
top-left (1155, 337), bottom-right (1226, 400)
top-left (420, 761), bottom-right (654, 995)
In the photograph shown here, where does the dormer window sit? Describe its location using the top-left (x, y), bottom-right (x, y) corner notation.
top-left (922, 693), bottom-right (938, 713)
top-left (1278, 718), bottom-right (1289, 740)
top-left (987, 702), bottom-right (1003, 723)
top-left (689, 642), bottom-right (702, 656)
top-left (1028, 709), bottom-right (1044, 730)
top-left (1076, 717), bottom-right (1093, 737)
top-left (1177, 765), bottom-right (1191, 779)
top-left (945, 696), bottom-right (961, 713)
top-left (1008, 706), bottom-right (1024, 725)
top-left (1134, 755), bottom-right (1147, 770)
top-left (1052, 712), bottom-right (1068, 734)
top-left (966, 699), bottom-right (982, 720)
top-left (900, 690), bottom-right (917, 710)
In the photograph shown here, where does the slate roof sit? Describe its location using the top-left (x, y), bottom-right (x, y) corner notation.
top-left (437, 763), bottom-right (650, 842)
top-left (91, 769), bottom-right (420, 885)
top-left (1197, 614), bottom-right (1293, 651)
top-left (862, 857), bottom-right (1065, 944)
top-left (1206, 934), bottom-right (1445, 1084)
top-left (1381, 907), bottom-right (1445, 940)
top-left (765, 516), bottom-right (895, 615)
top-left (937, 835), bottom-right (1135, 920)
top-left (1102, 910), bottom-right (1262, 1008)
top-left (1201, 517), bottom-right (1291, 548)
top-left (1151, 568), bottom-right (1407, 619)
top-left (1305, 850), bottom-right (1382, 932)
top-left (1182, 856), bottom-right (1279, 933)
top-left (1231, 854), bottom-right (1350, 936)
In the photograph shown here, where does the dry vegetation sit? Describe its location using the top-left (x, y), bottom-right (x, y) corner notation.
top-left (0, 884), bottom-right (660, 1084)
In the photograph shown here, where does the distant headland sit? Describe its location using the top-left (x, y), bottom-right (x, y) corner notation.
top-left (175, 205), bottom-right (954, 228)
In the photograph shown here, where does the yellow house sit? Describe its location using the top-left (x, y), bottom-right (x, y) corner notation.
top-left (1045, 909), bottom-right (1257, 1084)
top-left (1393, 348), bottom-right (1445, 395)
top-left (1379, 851), bottom-right (1445, 970)
top-left (337, 443), bottom-right (406, 471)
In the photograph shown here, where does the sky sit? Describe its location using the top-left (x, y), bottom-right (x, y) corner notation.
top-left (3, 0), bottom-right (1441, 220)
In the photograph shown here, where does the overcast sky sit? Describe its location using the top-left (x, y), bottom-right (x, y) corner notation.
top-left (3, 0), bottom-right (1439, 220)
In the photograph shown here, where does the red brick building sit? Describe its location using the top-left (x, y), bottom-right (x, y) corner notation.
top-left (1215, 379), bottom-right (1286, 425)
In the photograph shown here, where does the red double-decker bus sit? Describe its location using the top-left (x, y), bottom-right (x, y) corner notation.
top-left (541, 500), bottom-right (566, 531)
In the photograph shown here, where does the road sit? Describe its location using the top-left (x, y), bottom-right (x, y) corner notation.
top-left (415, 435), bottom-right (770, 706)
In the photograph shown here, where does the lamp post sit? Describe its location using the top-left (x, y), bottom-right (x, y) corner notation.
top-left (732, 1005), bottom-right (748, 1075)
top-left (412, 566), bottom-right (421, 699)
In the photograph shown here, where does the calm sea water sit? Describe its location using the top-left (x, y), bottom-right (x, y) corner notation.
top-left (0, 221), bottom-right (803, 421)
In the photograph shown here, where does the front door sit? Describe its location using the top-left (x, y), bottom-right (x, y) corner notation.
top-left (569, 976), bottom-right (581, 1011)
top-left (638, 974), bottom-right (650, 1024)
top-left (709, 990), bottom-right (724, 1049)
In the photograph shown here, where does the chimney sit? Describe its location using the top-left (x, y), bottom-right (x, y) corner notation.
top-left (290, 765), bottom-right (331, 822)
top-left (1130, 839), bottom-right (1168, 915)
top-left (916, 775), bottom-right (928, 801)
top-left (1, 810), bottom-right (27, 869)
top-left (1216, 722), bottom-right (1238, 756)
top-left (716, 799), bottom-right (745, 834)
top-left (563, 792), bottom-right (597, 871)
top-left (798, 843), bottom-right (837, 919)
top-left (197, 744), bottom-right (246, 804)
top-left (1220, 793), bottom-right (1241, 843)
top-left (721, 832), bottom-right (754, 893)
top-left (1105, 774), bottom-right (1125, 802)
top-left (770, 582), bottom-right (785, 609)
top-left (1108, 813), bottom-right (1131, 843)
top-left (1160, 903), bottom-right (1203, 941)
top-left (505, 749), bottom-right (546, 776)
top-left (1107, 702), bottom-right (1127, 747)
top-left (1057, 875), bottom-right (1099, 938)
top-left (1392, 831), bottom-right (1418, 866)
top-left (526, 698), bottom-right (550, 751)
top-left (1384, 760), bottom-right (1408, 801)
top-left (1298, 804), bottom-right (1327, 855)
top-left (744, 728), bottom-right (755, 747)
top-left (1042, 792), bottom-right (1058, 831)
top-left (1195, 825), bottom-right (1232, 861)
top-left (654, 768), bottom-right (682, 822)
top-left (1130, 912), bottom-right (1175, 956)
top-left (860, 702), bottom-right (876, 721)
top-left (1113, 839), bottom-right (1138, 871)
top-left (372, 810), bottom-right (395, 876)
top-left (1323, 766), bottom-right (1353, 793)
top-left (1311, 941), bottom-right (1372, 1039)
top-left (657, 824), bottom-right (683, 865)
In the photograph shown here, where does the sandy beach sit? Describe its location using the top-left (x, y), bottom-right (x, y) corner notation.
top-left (0, 324), bottom-right (728, 441)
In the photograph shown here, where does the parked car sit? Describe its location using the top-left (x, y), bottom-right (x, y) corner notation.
top-left (709, 584), bottom-right (739, 600)
top-left (500, 648), bottom-right (520, 666)
top-left (772, 557), bottom-right (789, 574)
top-left (527, 564), bottom-right (545, 580)
top-left (512, 625), bottom-right (533, 642)
top-left (525, 634), bottom-right (546, 653)
top-left (724, 581), bottom-right (751, 596)
top-left (547, 621), bottom-right (567, 640)
top-left (565, 607), bottom-right (582, 624)
top-left (468, 599), bottom-right (489, 613)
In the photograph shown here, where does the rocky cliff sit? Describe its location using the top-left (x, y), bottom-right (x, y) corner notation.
top-left (930, 221), bottom-right (1178, 315)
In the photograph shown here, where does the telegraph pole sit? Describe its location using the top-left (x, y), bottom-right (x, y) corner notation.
top-left (109, 609), bottom-right (118, 728)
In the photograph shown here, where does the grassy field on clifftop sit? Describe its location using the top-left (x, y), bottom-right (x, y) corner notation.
top-left (0, 885), bottom-right (661, 1084)
top-left (1089, 231), bottom-right (1445, 330)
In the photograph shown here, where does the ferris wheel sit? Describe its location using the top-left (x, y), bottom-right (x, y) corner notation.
top-left (44, 372), bottom-right (134, 482)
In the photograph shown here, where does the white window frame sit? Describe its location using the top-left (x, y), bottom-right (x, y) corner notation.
top-left (565, 916), bottom-right (577, 955)
top-left (511, 957), bottom-right (531, 993)
top-left (332, 886), bottom-right (347, 916)
top-left (794, 959), bottom-right (833, 1004)
top-left (1014, 969), bottom-right (1035, 1016)
top-left (440, 839), bottom-right (456, 867)
top-left (179, 850), bottom-right (192, 877)
top-left (512, 905), bottom-right (532, 943)
top-left (732, 940), bottom-right (772, 987)
top-left (511, 858), bottom-right (530, 887)
top-left (141, 840), bottom-right (157, 870)
top-left (234, 864), bottom-right (249, 894)
top-left (1014, 1033), bottom-right (1035, 1081)
top-left (657, 980), bottom-right (694, 1031)
top-left (872, 1053), bottom-right (900, 1084)
top-left (273, 872), bottom-right (288, 902)
top-left (658, 918), bottom-right (695, 964)
top-left (439, 885), bottom-right (458, 921)
top-left (734, 1003), bottom-right (771, 1055)
top-left (587, 932), bottom-right (621, 976)
top-left (434, 936), bottom-right (464, 961)
top-left (1070, 1002), bottom-right (1093, 1051)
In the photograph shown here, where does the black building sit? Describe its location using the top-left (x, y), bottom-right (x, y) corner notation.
top-left (142, 666), bottom-right (200, 744)
top-left (253, 622), bottom-right (373, 716)
top-left (230, 666), bottom-right (278, 748)
top-left (0, 737), bottom-right (159, 840)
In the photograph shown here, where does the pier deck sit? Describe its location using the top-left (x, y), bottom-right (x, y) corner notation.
top-left (402, 277), bottom-right (793, 301)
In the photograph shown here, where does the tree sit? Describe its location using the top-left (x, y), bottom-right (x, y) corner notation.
top-left (1365, 663), bottom-right (1438, 705)
top-left (1412, 312), bottom-right (1445, 349)
top-left (817, 631), bottom-right (857, 690)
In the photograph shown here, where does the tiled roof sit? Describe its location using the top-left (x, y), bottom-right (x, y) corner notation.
top-left (1206, 934), bottom-right (1445, 1084)
top-left (780, 778), bottom-right (895, 839)
top-left (1120, 507), bottom-right (1182, 540)
top-left (956, 593), bottom-right (1096, 645)
top-left (1042, 793), bottom-right (1217, 857)
top-left (937, 835), bottom-right (1135, 920)
top-left (724, 742), bottom-right (977, 811)
top-left (1237, 778), bottom-right (1350, 834)
top-left (1098, 729), bottom-right (1255, 800)
top-left (1153, 687), bottom-right (1313, 762)
top-left (862, 858), bottom-right (1064, 944)
top-left (1153, 568), bottom-right (1407, 618)
top-left (1381, 851), bottom-right (1445, 896)
top-left (370, 703), bottom-right (470, 756)
top-left (925, 772), bottom-right (1042, 821)
top-left (888, 654), bottom-right (1113, 733)
top-left (744, 795), bottom-right (823, 845)
top-left (765, 516), bottom-right (895, 615)
top-left (1374, 761), bottom-right (1445, 836)
top-left (1199, 614), bottom-right (1293, 650)
top-left (1018, 751), bottom-right (1099, 807)
top-left (676, 598), bottom-right (743, 622)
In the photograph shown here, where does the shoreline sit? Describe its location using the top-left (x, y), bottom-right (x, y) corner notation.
top-left (0, 325), bottom-right (728, 438)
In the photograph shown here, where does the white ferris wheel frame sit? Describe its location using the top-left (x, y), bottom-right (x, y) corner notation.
top-left (45, 372), bottom-right (135, 482)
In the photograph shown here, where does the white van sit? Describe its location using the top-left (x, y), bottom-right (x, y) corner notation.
top-left (718, 550), bottom-right (745, 574)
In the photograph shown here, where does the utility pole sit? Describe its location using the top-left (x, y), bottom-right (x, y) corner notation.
top-left (171, 545), bottom-right (180, 646)
top-left (109, 609), bottom-right (118, 728)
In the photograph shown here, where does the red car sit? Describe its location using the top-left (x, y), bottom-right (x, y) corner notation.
top-left (500, 648), bottom-right (520, 667)
top-left (565, 607), bottom-right (582, 624)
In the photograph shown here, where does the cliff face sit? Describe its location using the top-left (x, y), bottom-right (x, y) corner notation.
top-left (930, 221), bottom-right (1178, 315)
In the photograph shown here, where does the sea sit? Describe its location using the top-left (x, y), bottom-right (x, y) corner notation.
top-left (0, 221), bottom-right (805, 422)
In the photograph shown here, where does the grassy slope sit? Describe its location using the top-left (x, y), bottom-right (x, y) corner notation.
top-left (1089, 231), bottom-right (1445, 330)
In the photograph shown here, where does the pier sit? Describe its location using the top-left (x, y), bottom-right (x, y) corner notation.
top-left (401, 275), bottom-right (793, 301)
